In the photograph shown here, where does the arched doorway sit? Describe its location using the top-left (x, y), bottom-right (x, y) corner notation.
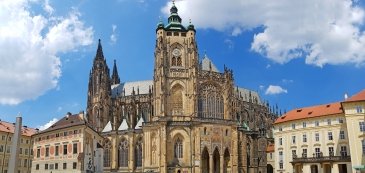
top-left (223, 148), bottom-right (230, 173)
top-left (213, 148), bottom-right (220, 173)
top-left (202, 147), bottom-right (209, 173)
top-left (267, 164), bottom-right (273, 173)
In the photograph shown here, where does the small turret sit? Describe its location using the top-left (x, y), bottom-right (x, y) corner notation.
top-left (111, 59), bottom-right (120, 85)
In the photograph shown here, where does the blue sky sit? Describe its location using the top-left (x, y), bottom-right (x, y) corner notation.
top-left (1, 0), bottom-right (365, 129)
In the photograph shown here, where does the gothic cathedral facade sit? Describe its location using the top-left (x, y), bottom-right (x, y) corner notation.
top-left (86, 3), bottom-right (277, 173)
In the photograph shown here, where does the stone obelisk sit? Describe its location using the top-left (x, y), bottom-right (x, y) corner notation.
top-left (8, 116), bottom-right (22, 173)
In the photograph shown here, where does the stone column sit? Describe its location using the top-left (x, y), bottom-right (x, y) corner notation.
top-left (220, 155), bottom-right (224, 173)
top-left (9, 116), bottom-right (22, 173)
top-left (209, 154), bottom-right (213, 173)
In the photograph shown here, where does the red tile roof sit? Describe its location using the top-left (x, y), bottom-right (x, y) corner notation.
top-left (344, 89), bottom-right (365, 103)
top-left (39, 113), bottom-right (86, 134)
top-left (266, 143), bottom-right (274, 152)
top-left (0, 120), bottom-right (38, 137)
top-left (274, 102), bottom-right (343, 124)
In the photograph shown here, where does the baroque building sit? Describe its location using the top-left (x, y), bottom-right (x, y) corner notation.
top-left (86, 3), bottom-right (277, 173)
top-left (273, 89), bottom-right (365, 173)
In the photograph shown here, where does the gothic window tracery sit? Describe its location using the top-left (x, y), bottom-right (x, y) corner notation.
top-left (118, 139), bottom-right (128, 167)
top-left (174, 138), bottom-right (183, 158)
top-left (198, 84), bottom-right (224, 119)
top-left (104, 140), bottom-right (111, 167)
top-left (170, 85), bottom-right (183, 115)
top-left (135, 138), bottom-right (143, 167)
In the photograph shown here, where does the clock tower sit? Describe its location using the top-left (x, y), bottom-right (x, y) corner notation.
top-left (153, 2), bottom-right (198, 118)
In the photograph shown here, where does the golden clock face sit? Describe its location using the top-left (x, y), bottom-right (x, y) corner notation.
top-left (172, 48), bottom-right (181, 56)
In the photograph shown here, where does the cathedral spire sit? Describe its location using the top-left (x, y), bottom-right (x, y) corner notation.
top-left (111, 59), bottom-right (120, 85)
top-left (95, 39), bottom-right (104, 60)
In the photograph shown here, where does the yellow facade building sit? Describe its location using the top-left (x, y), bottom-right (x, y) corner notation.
top-left (0, 120), bottom-right (36, 173)
top-left (31, 112), bottom-right (104, 173)
top-left (274, 89), bottom-right (365, 173)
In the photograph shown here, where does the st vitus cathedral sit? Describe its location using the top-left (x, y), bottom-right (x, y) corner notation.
top-left (86, 3), bottom-right (277, 173)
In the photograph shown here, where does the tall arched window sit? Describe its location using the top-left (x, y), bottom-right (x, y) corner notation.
top-left (170, 85), bottom-right (183, 115)
top-left (174, 138), bottom-right (183, 158)
top-left (135, 138), bottom-right (143, 167)
top-left (198, 84), bottom-right (224, 119)
top-left (103, 140), bottom-right (111, 167)
top-left (118, 139), bottom-right (128, 167)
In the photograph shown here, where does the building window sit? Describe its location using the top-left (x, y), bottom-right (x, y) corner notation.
top-left (356, 106), bottom-right (363, 113)
top-left (315, 133), bottom-right (320, 142)
top-left (279, 151), bottom-right (283, 169)
top-left (303, 134), bottom-right (307, 143)
top-left (292, 150), bottom-right (297, 158)
top-left (36, 164), bottom-right (39, 170)
top-left (45, 164), bottom-right (49, 170)
top-left (302, 149), bottom-right (307, 158)
top-left (73, 162), bottom-right (77, 169)
top-left (279, 126), bottom-right (282, 131)
top-left (362, 140), bottom-right (365, 155)
top-left (0, 145), bottom-right (3, 152)
top-left (328, 132), bottom-right (333, 140)
top-left (73, 130), bottom-right (77, 134)
top-left (198, 84), bottom-right (224, 119)
top-left (64, 132), bottom-right (68, 136)
top-left (104, 140), bottom-right (111, 167)
top-left (135, 138), bottom-right (143, 167)
top-left (327, 119), bottom-right (331, 125)
top-left (63, 163), bottom-right (67, 169)
top-left (292, 123), bottom-right (296, 129)
top-left (315, 121), bottom-right (319, 127)
top-left (55, 146), bottom-right (59, 156)
top-left (25, 149), bottom-right (28, 155)
top-left (341, 146), bottom-right (347, 156)
top-left (174, 138), bottom-right (183, 158)
top-left (315, 148), bottom-right (321, 157)
top-left (270, 153), bottom-right (273, 159)
top-left (169, 84), bottom-right (183, 115)
top-left (302, 122), bottom-right (306, 128)
top-left (49, 164), bottom-right (54, 170)
top-left (45, 147), bottom-right (49, 157)
top-left (340, 131), bottom-right (345, 139)
top-left (56, 133), bottom-right (59, 137)
top-left (73, 143), bottom-right (78, 154)
top-left (339, 118), bottom-right (344, 123)
top-left (63, 144), bottom-right (67, 155)
top-left (23, 159), bottom-right (27, 167)
top-left (118, 139), bottom-right (129, 167)
top-left (19, 148), bottom-right (22, 154)
top-left (292, 136), bottom-right (296, 144)
top-left (360, 122), bottom-right (365, 132)
top-left (329, 147), bottom-right (334, 156)
top-left (279, 138), bottom-right (283, 146)
top-left (37, 148), bottom-right (40, 158)
top-left (54, 163), bottom-right (58, 169)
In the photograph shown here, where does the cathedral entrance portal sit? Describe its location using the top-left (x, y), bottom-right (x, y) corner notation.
top-left (202, 147), bottom-right (209, 173)
top-left (213, 148), bottom-right (220, 173)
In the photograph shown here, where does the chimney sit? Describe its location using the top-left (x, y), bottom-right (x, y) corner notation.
top-left (66, 112), bottom-right (72, 118)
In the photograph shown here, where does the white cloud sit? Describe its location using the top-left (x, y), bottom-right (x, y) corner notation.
top-left (224, 39), bottom-right (234, 49)
top-left (110, 24), bottom-right (118, 44)
top-left (162, 0), bottom-right (365, 67)
top-left (38, 118), bottom-right (58, 131)
top-left (0, 0), bottom-right (93, 105)
top-left (265, 85), bottom-right (288, 95)
top-left (43, 0), bottom-right (54, 15)
top-left (282, 79), bottom-right (294, 84)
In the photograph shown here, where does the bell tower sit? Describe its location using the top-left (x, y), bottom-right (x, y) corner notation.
top-left (86, 39), bottom-right (112, 132)
top-left (153, 2), bottom-right (199, 118)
